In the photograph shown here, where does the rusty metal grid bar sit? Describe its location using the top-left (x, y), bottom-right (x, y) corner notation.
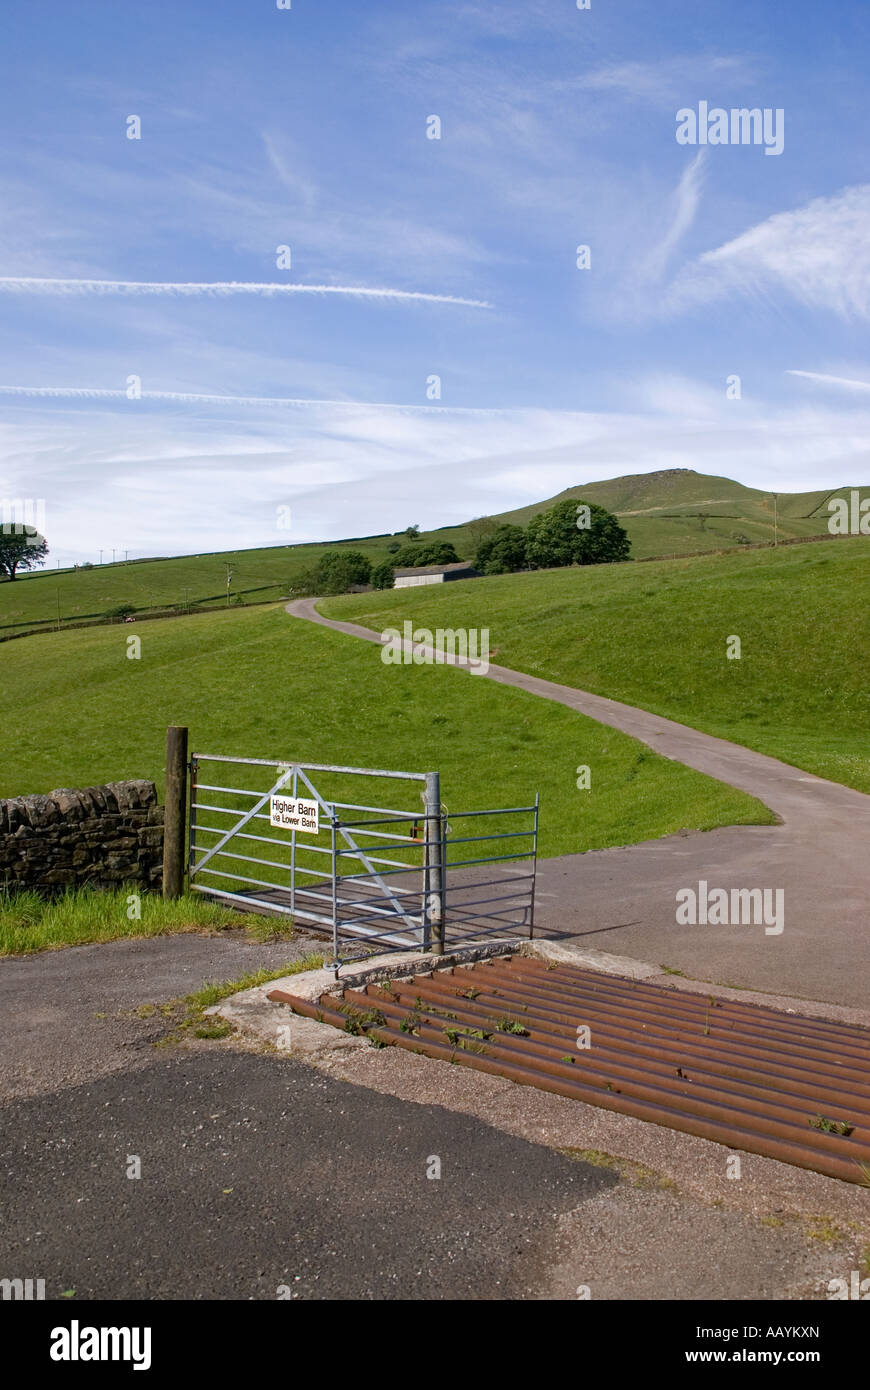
top-left (268, 956), bottom-right (870, 1187)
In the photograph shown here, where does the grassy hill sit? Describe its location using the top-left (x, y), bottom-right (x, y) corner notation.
top-left (434, 469), bottom-right (859, 561)
top-left (0, 604), bottom-right (770, 858)
top-left (3, 469), bottom-right (867, 637)
top-left (324, 535), bottom-right (870, 795)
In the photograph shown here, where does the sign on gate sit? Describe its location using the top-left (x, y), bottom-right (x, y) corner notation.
top-left (269, 795), bottom-right (320, 833)
top-left (188, 752), bottom-right (538, 960)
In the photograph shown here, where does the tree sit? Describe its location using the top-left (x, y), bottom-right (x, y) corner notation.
top-left (474, 524), bottom-right (527, 575)
top-left (391, 541), bottom-right (460, 568)
top-left (370, 561), bottom-right (394, 590)
top-left (0, 526), bottom-right (49, 580)
top-left (466, 515), bottom-right (498, 549)
top-left (295, 549), bottom-right (372, 596)
top-left (525, 499), bottom-right (630, 569)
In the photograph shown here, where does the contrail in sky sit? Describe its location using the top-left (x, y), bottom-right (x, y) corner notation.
top-left (787, 369), bottom-right (870, 393)
top-left (0, 276), bottom-right (492, 308)
top-left (0, 384), bottom-right (505, 414)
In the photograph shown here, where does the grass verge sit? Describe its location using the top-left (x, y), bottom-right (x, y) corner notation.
top-left (0, 885), bottom-right (294, 956)
top-left (152, 953), bottom-right (325, 1043)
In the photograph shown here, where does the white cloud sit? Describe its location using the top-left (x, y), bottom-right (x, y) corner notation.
top-left (668, 185), bottom-right (870, 318)
top-left (4, 378), bottom-right (870, 568)
top-left (577, 56), bottom-right (751, 106)
top-left (640, 152), bottom-right (706, 283)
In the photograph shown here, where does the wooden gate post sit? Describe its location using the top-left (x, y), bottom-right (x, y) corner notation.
top-left (162, 725), bottom-right (189, 899)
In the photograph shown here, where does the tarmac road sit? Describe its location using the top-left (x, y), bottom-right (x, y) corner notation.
top-left (287, 599), bottom-right (870, 1009)
top-left (1, 934), bottom-right (861, 1301)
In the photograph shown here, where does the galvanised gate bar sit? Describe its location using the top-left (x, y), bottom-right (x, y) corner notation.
top-left (187, 752), bottom-right (538, 962)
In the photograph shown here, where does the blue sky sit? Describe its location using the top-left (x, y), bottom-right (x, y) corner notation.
top-left (1, 0), bottom-right (870, 564)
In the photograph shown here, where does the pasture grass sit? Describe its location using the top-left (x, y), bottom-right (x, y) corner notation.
top-left (324, 535), bottom-right (870, 792)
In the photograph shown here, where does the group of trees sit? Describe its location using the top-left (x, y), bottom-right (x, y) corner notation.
top-left (372, 537), bottom-right (461, 590)
top-left (294, 550), bottom-right (372, 596)
top-left (290, 501), bottom-right (629, 596)
top-left (388, 541), bottom-right (459, 568)
top-left (473, 499), bottom-right (630, 574)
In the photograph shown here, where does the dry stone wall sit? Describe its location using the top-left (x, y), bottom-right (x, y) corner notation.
top-left (0, 780), bottom-right (164, 893)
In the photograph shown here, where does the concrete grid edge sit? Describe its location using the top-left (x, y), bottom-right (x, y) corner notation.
top-left (207, 936), bottom-right (870, 1054)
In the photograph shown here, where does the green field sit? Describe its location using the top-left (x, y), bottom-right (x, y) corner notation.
top-left (0, 604), bottom-right (770, 858)
top-left (0, 538), bottom-right (395, 636)
top-left (324, 535), bottom-right (870, 794)
top-left (4, 468), bottom-right (867, 635)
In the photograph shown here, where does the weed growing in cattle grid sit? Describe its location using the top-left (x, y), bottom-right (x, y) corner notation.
top-left (491, 1016), bottom-right (529, 1036)
top-left (808, 1114), bottom-right (854, 1137)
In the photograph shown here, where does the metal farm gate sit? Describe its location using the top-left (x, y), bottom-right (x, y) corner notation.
top-left (188, 753), bottom-right (538, 961)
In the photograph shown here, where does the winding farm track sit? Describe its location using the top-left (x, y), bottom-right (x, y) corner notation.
top-left (287, 599), bottom-right (870, 1010)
